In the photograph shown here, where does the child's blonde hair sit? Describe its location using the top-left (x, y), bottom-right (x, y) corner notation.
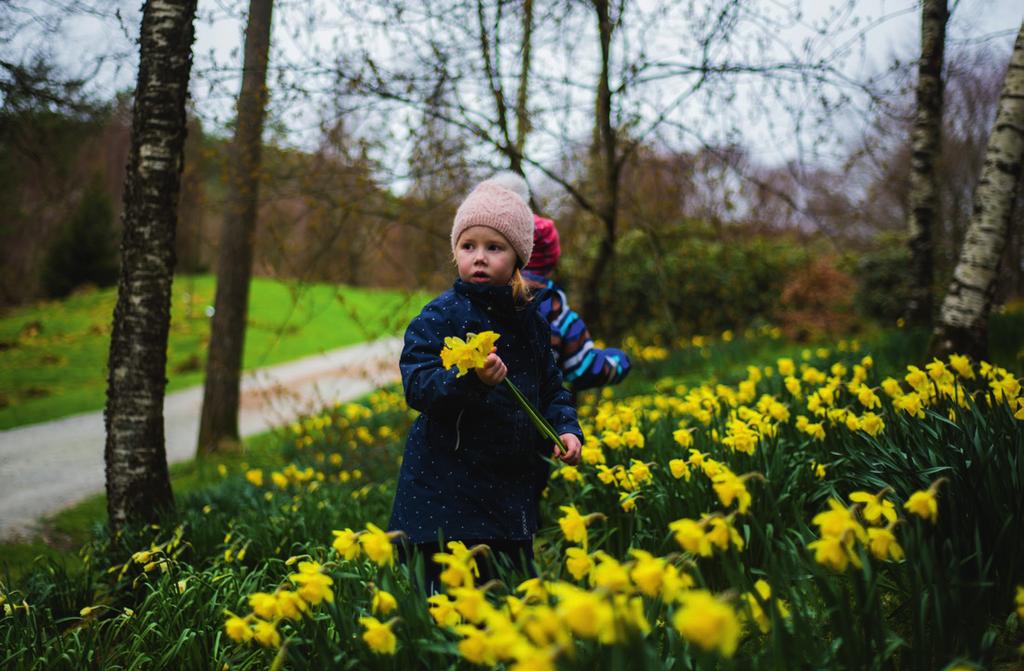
top-left (510, 267), bottom-right (532, 305)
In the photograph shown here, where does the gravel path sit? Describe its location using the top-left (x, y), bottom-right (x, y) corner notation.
top-left (0, 338), bottom-right (402, 541)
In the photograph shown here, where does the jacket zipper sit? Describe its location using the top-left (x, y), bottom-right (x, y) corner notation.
top-left (454, 410), bottom-right (465, 451)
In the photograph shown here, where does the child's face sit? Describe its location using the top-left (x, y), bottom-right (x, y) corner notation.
top-left (455, 226), bottom-right (518, 286)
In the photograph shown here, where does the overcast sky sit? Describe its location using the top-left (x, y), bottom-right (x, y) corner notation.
top-left (7, 0), bottom-right (1022, 173)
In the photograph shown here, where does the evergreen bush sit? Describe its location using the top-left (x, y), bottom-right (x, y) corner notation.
top-left (574, 226), bottom-right (809, 340)
top-left (41, 174), bottom-right (119, 298)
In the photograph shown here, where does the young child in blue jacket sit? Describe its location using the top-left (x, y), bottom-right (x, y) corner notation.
top-left (388, 178), bottom-right (583, 593)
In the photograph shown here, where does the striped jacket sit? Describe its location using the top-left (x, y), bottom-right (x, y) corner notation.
top-left (523, 271), bottom-right (630, 392)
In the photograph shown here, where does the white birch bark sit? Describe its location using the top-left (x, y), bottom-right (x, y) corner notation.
top-left (104, 0), bottom-right (198, 531)
top-left (932, 20), bottom-right (1024, 359)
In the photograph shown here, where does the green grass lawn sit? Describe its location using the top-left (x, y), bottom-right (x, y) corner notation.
top-left (0, 275), bottom-right (428, 430)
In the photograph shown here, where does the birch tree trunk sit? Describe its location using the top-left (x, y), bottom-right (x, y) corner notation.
top-left (931, 21), bottom-right (1024, 360)
top-left (906, 0), bottom-right (948, 326)
top-left (197, 0), bottom-right (274, 456)
top-left (104, 0), bottom-right (197, 531)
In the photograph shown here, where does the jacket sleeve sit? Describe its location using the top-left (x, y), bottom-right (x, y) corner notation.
top-left (400, 303), bottom-right (493, 414)
top-left (536, 317), bottom-right (583, 441)
top-left (541, 286), bottom-right (631, 392)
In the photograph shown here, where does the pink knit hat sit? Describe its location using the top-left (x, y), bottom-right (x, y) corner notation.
top-left (451, 180), bottom-right (535, 265)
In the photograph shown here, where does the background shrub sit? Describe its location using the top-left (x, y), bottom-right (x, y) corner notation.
top-left (776, 255), bottom-right (857, 341)
top-left (853, 237), bottom-right (915, 323)
top-left (570, 225), bottom-right (810, 340)
top-left (41, 173), bottom-right (119, 299)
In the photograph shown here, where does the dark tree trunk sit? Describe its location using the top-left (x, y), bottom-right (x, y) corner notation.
top-left (104, 0), bottom-right (198, 532)
top-left (932, 21), bottom-right (1024, 360)
top-left (514, 0), bottom-right (533, 163)
top-left (906, 0), bottom-right (949, 326)
top-left (581, 0), bottom-right (619, 326)
top-left (197, 0), bottom-right (274, 456)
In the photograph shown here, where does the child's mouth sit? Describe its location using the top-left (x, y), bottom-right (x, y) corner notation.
top-left (471, 271), bottom-right (490, 282)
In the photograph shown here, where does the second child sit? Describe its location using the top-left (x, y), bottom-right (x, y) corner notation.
top-left (489, 171), bottom-right (631, 393)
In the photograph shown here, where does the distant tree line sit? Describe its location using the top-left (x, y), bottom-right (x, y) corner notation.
top-left (2, 37), bottom-right (1019, 316)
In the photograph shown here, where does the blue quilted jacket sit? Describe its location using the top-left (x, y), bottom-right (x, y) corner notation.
top-left (387, 279), bottom-right (581, 544)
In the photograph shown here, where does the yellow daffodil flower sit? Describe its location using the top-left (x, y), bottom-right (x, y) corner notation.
top-left (742, 580), bottom-right (790, 633)
top-left (661, 564), bottom-right (695, 602)
top-left (359, 523), bottom-right (395, 566)
top-left (565, 547), bottom-right (595, 581)
top-left (589, 552), bottom-right (632, 593)
top-left (359, 616), bottom-right (398, 655)
top-left (550, 584), bottom-right (615, 641)
top-left (372, 589), bottom-right (398, 616)
top-left (711, 470), bottom-right (754, 514)
top-left (905, 365), bottom-right (929, 392)
top-left (252, 619), bottom-right (281, 648)
top-left (440, 331), bottom-right (500, 377)
top-left (450, 586), bottom-right (494, 624)
top-left (948, 353), bottom-right (975, 379)
top-left (331, 528), bottom-right (361, 561)
top-left (669, 458), bottom-right (692, 480)
top-left (812, 499), bottom-right (868, 543)
top-left (433, 541), bottom-right (482, 589)
top-left (623, 426), bottom-right (645, 448)
top-left (858, 412), bottom-right (885, 437)
top-left (275, 590), bottom-right (307, 620)
top-left (867, 526), bottom-right (904, 561)
top-left (670, 517), bottom-right (712, 557)
top-left (224, 614), bottom-right (252, 643)
top-left (881, 377), bottom-right (903, 398)
top-left (849, 490), bottom-right (898, 525)
top-left (427, 594), bottom-right (462, 627)
top-left (288, 561), bottom-right (335, 605)
top-left (904, 489), bottom-right (939, 523)
top-left (808, 534), bottom-right (860, 572)
top-left (557, 465), bottom-right (582, 483)
top-left (453, 625), bottom-right (498, 665)
top-left (672, 427), bottom-right (695, 448)
top-left (628, 549), bottom-right (665, 598)
top-left (247, 592), bottom-right (278, 620)
top-left (672, 590), bottom-right (742, 657)
top-left (558, 505), bottom-right (589, 547)
top-left (893, 392), bottom-right (926, 418)
top-left (705, 516), bottom-right (745, 553)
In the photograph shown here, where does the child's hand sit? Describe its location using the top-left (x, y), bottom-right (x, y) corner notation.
top-left (555, 433), bottom-right (582, 465)
top-left (474, 348), bottom-right (507, 386)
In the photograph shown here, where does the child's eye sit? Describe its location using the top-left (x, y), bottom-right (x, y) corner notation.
top-left (488, 244), bottom-right (503, 251)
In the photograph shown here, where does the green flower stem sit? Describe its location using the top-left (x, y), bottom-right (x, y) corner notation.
top-left (503, 378), bottom-right (567, 457)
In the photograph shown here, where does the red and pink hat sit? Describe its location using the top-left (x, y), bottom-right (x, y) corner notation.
top-left (525, 215), bottom-right (561, 274)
